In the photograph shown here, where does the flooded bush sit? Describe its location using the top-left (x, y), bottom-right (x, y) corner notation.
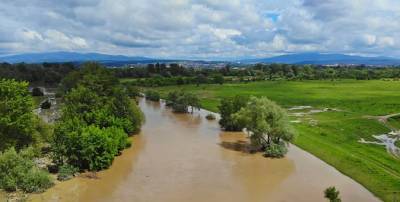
top-left (218, 95), bottom-right (249, 131)
top-left (234, 97), bottom-right (294, 157)
top-left (205, 114), bottom-right (216, 120)
top-left (264, 142), bottom-right (288, 158)
top-left (57, 164), bottom-right (78, 181)
top-left (0, 147), bottom-right (53, 193)
top-left (145, 90), bottom-right (160, 101)
top-left (166, 90), bottom-right (200, 113)
top-left (324, 186), bottom-right (341, 202)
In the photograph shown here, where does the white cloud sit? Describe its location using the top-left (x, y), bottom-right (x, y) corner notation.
top-left (44, 30), bottom-right (88, 49)
top-left (0, 0), bottom-right (400, 58)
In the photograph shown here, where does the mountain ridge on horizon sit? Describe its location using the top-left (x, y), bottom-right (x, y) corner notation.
top-left (1, 51), bottom-right (400, 66)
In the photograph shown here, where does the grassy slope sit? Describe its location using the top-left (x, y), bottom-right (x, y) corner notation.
top-left (148, 80), bottom-right (400, 201)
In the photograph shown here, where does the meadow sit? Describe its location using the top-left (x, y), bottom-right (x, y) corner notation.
top-left (147, 79), bottom-right (400, 201)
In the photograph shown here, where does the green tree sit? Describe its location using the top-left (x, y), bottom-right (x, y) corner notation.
top-left (52, 63), bottom-right (143, 170)
top-left (145, 90), bottom-right (160, 101)
top-left (213, 74), bottom-right (224, 85)
top-left (233, 97), bottom-right (294, 157)
top-left (324, 186), bottom-right (341, 202)
top-left (218, 95), bottom-right (249, 131)
top-left (0, 79), bottom-right (37, 150)
top-left (166, 91), bottom-right (200, 113)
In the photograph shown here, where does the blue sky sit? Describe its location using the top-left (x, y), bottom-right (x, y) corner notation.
top-left (0, 0), bottom-right (399, 59)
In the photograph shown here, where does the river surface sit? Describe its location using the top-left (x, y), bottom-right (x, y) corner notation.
top-left (30, 98), bottom-right (380, 202)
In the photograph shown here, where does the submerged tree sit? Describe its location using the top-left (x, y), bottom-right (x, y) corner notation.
top-left (324, 186), bottom-right (341, 202)
top-left (218, 95), bottom-right (249, 131)
top-left (166, 90), bottom-right (200, 113)
top-left (233, 96), bottom-right (294, 157)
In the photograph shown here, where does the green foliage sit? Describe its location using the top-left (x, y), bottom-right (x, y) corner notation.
top-left (20, 168), bottom-right (53, 193)
top-left (0, 79), bottom-right (37, 150)
top-left (264, 142), bottom-right (288, 158)
top-left (218, 95), bottom-right (249, 131)
top-left (125, 85), bottom-right (141, 98)
top-left (57, 164), bottom-right (78, 181)
top-left (31, 87), bottom-right (44, 96)
top-left (145, 90), bottom-right (160, 101)
top-left (59, 65), bottom-right (144, 134)
top-left (233, 96), bottom-right (294, 155)
top-left (166, 91), bottom-right (200, 113)
top-left (53, 125), bottom-right (128, 171)
top-left (52, 63), bottom-right (143, 171)
top-left (324, 187), bottom-right (341, 202)
top-left (0, 147), bottom-right (53, 193)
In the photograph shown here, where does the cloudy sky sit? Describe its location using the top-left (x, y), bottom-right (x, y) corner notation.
top-left (1, 0), bottom-right (399, 59)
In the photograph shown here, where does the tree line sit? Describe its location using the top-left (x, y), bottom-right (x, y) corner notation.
top-left (116, 63), bottom-right (400, 87)
top-left (1, 62), bottom-right (399, 88)
top-left (0, 62), bottom-right (76, 86)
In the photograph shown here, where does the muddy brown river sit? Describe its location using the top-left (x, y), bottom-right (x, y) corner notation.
top-left (29, 99), bottom-right (380, 202)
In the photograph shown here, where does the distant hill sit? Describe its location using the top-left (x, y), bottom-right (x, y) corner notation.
top-left (239, 53), bottom-right (400, 65)
top-left (0, 52), bottom-right (154, 64)
top-left (2, 51), bottom-right (400, 66)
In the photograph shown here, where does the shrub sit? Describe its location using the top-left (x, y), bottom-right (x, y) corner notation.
top-left (52, 125), bottom-right (128, 171)
top-left (20, 168), bottom-right (53, 192)
top-left (0, 147), bottom-right (53, 193)
top-left (31, 87), bottom-right (44, 96)
top-left (57, 164), bottom-right (78, 181)
top-left (40, 99), bottom-right (51, 109)
top-left (324, 186), bottom-right (341, 202)
top-left (126, 85), bottom-right (141, 98)
top-left (264, 142), bottom-right (288, 158)
top-left (145, 90), bottom-right (160, 101)
top-left (205, 113), bottom-right (216, 120)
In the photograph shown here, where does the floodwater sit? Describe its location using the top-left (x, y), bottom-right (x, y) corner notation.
top-left (29, 99), bottom-right (380, 202)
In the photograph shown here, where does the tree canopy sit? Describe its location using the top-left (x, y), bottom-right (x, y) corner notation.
top-left (233, 96), bottom-right (294, 157)
top-left (0, 79), bottom-right (37, 150)
top-left (166, 91), bottom-right (200, 113)
top-left (52, 63), bottom-right (144, 170)
top-left (218, 95), bottom-right (249, 131)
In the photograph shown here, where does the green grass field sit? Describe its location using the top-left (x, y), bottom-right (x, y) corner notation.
top-left (146, 79), bottom-right (400, 201)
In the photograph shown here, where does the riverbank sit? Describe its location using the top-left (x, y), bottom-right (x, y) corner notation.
top-left (29, 98), bottom-right (380, 202)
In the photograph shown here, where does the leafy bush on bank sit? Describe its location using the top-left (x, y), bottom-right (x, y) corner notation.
top-left (0, 147), bottom-right (53, 193)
